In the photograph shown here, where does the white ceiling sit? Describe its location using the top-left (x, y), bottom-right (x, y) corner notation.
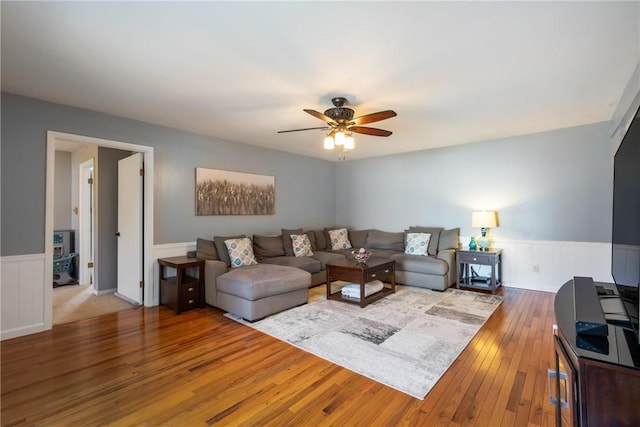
top-left (2, 1), bottom-right (639, 161)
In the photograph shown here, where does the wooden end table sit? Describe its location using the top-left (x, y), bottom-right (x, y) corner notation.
top-left (456, 248), bottom-right (502, 294)
top-left (158, 256), bottom-right (205, 314)
top-left (325, 258), bottom-right (396, 307)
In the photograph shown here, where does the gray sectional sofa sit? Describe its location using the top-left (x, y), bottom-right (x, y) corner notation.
top-left (196, 226), bottom-right (460, 320)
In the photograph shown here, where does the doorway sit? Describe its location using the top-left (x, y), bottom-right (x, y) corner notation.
top-left (45, 132), bottom-right (155, 330)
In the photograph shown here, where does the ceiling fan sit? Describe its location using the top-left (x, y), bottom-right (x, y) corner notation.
top-left (277, 97), bottom-right (397, 138)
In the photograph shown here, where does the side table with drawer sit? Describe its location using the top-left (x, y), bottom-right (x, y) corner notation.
top-left (158, 256), bottom-right (205, 314)
top-left (456, 248), bottom-right (502, 294)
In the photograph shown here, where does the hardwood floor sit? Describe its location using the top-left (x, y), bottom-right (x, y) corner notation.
top-left (1, 285), bottom-right (557, 426)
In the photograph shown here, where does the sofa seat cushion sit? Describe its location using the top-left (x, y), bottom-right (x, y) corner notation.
top-left (260, 256), bottom-right (322, 274)
top-left (217, 264), bottom-right (310, 301)
top-left (311, 251), bottom-right (348, 269)
top-left (390, 254), bottom-right (449, 275)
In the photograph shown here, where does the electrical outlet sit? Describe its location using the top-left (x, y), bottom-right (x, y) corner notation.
top-left (533, 264), bottom-right (540, 273)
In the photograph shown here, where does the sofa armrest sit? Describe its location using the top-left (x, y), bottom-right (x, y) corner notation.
top-left (437, 249), bottom-right (457, 287)
top-left (204, 259), bottom-right (229, 307)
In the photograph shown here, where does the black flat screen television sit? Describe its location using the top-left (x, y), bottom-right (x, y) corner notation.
top-left (612, 105), bottom-right (640, 344)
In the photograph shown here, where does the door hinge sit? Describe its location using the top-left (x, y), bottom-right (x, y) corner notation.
top-left (87, 262), bottom-right (94, 268)
top-left (139, 168), bottom-right (145, 176)
top-left (88, 178), bottom-right (93, 184)
top-left (139, 280), bottom-right (144, 288)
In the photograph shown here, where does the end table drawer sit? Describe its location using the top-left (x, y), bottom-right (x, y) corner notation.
top-left (458, 253), bottom-right (493, 264)
top-left (181, 281), bottom-right (199, 296)
top-left (180, 293), bottom-right (200, 311)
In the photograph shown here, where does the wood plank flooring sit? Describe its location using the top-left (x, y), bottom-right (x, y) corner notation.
top-left (1, 285), bottom-right (557, 426)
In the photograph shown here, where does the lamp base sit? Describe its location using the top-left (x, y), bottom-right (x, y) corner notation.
top-left (477, 235), bottom-right (490, 251)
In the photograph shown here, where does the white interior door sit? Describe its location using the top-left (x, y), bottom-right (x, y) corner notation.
top-left (116, 152), bottom-right (143, 304)
top-left (78, 158), bottom-right (95, 286)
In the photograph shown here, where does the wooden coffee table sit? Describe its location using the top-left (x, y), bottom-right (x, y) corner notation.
top-left (325, 258), bottom-right (396, 307)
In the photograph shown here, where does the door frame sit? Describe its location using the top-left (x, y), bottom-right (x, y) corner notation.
top-left (78, 158), bottom-right (95, 287)
top-left (45, 131), bottom-right (155, 329)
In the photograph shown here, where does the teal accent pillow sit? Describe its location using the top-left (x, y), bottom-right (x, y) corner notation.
top-left (404, 232), bottom-right (431, 256)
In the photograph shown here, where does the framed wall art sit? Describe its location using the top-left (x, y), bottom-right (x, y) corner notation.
top-left (195, 168), bottom-right (275, 215)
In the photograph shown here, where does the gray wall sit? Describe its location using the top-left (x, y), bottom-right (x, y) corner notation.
top-left (336, 122), bottom-right (613, 243)
top-left (0, 92), bottom-right (337, 256)
top-left (0, 91), bottom-right (615, 257)
top-left (54, 151), bottom-right (72, 230)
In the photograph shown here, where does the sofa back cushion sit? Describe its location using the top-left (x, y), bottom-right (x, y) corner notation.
top-left (214, 234), bottom-right (246, 266)
top-left (313, 230), bottom-right (327, 251)
top-left (367, 230), bottom-right (404, 252)
top-left (348, 229), bottom-right (369, 249)
top-left (253, 235), bottom-right (285, 261)
top-left (406, 226), bottom-right (443, 256)
top-left (196, 238), bottom-right (219, 260)
top-left (281, 228), bottom-right (303, 256)
top-left (438, 228), bottom-right (460, 251)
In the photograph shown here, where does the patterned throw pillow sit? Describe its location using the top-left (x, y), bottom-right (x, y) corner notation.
top-left (291, 234), bottom-right (314, 257)
top-left (328, 228), bottom-right (352, 250)
top-left (404, 232), bottom-right (431, 256)
top-left (224, 237), bottom-right (258, 268)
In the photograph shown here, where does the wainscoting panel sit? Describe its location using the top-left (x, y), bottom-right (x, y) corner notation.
top-left (463, 237), bottom-right (612, 293)
top-left (1, 254), bottom-right (47, 340)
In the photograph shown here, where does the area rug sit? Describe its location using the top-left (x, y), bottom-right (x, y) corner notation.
top-left (226, 285), bottom-right (503, 399)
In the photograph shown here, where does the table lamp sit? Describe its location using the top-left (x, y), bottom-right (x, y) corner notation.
top-left (472, 211), bottom-right (497, 251)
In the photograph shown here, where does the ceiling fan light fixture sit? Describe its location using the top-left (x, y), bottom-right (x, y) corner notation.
top-left (278, 96), bottom-right (396, 160)
top-left (343, 134), bottom-right (355, 150)
top-left (324, 134), bottom-right (335, 150)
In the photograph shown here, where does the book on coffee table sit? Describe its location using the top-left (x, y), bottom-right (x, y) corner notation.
top-left (340, 280), bottom-right (384, 300)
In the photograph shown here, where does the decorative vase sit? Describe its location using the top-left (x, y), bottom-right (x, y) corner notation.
top-left (468, 236), bottom-right (477, 250)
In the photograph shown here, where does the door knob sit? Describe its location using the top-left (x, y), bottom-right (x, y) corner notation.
top-left (115, 232), bottom-right (121, 237)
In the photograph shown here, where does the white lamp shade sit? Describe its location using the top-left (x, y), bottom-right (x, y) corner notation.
top-left (324, 135), bottom-right (335, 149)
top-left (334, 131), bottom-right (345, 146)
top-left (343, 135), bottom-right (355, 150)
top-left (472, 211), bottom-right (497, 228)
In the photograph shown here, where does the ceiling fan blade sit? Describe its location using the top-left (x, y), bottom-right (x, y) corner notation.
top-left (349, 126), bottom-right (393, 137)
top-left (350, 110), bottom-right (397, 126)
top-left (304, 109), bottom-right (337, 125)
top-left (277, 126), bottom-right (330, 134)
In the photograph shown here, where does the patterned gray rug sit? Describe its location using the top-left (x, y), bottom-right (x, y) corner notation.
top-left (226, 285), bottom-right (503, 399)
